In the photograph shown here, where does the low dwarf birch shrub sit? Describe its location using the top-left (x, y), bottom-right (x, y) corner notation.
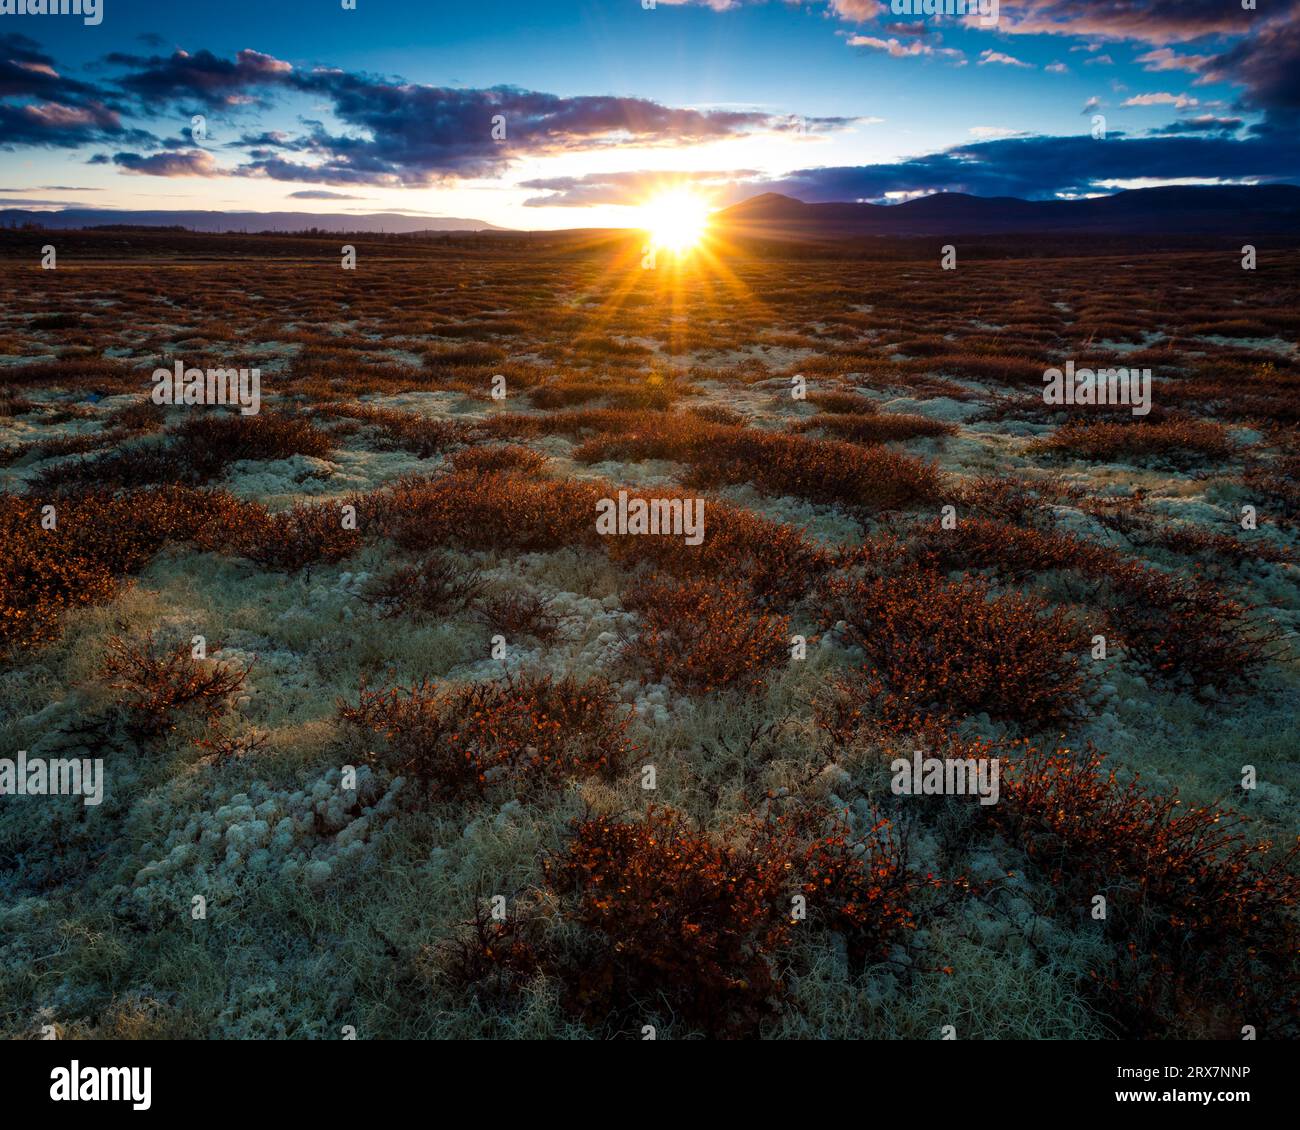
top-left (546, 802), bottom-right (920, 1036)
top-left (821, 568), bottom-right (1090, 730)
top-left (338, 672), bottom-right (634, 800)
top-left (102, 633), bottom-right (252, 736)
top-left (622, 574), bottom-right (791, 694)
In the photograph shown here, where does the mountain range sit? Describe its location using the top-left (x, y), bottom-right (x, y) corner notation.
top-left (714, 184), bottom-right (1300, 238)
top-left (0, 209), bottom-right (506, 234)
top-left (2, 185), bottom-right (1297, 239)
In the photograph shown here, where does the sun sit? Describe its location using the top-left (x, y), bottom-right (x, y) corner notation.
top-left (640, 189), bottom-right (711, 253)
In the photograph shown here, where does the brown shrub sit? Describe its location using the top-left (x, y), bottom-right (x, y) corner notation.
top-left (821, 568), bottom-right (1090, 730)
top-left (899, 516), bottom-right (1102, 582)
top-left (338, 671), bottom-right (633, 799)
top-left (435, 899), bottom-right (543, 1005)
top-left (546, 802), bottom-right (917, 1036)
top-left (476, 589), bottom-right (562, 642)
top-left (315, 402), bottom-right (463, 458)
top-left (622, 575), bottom-right (791, 694)
top-left (1243, 449), bottom-right (1300, 523)
top-left (528, 381), bottom-right (608, 410)
top-left (424, 342), bottom-right (508, 369)
top-left (547, 806), bottom-right (788, 1036)
top-left (604, 497), bottom-right (831, 607)
top-left (576, 418), bottom-right (942, 510)
top-left (794, 411), bottom-right (954, 444)
top-left (105, 400), bottom-right (167, 435)
top-left (379, 471), bottom-right (603, 553)
top-left (447, 444), bottom-right (547, 475)
top-left (1030, 418), bottom-right (1235, 465)
top-left (30, 441), bottom-right (195, 492)
top-left (992, 744), bottom-right (1300, 1035)
top-left (172, 410), bottom-right (334, 475)
top-left (208, 498), bottom-right (364, 570)
top-left (1096, 560), bottom-right (1279, 694)
top-left (0, 486), bottom-right (237, 654)
top-left (916, 353), bottom-right (1046, 384)
top-left (957, 473), bottom-right (1064, 527)
top-left (363, 553), bottom-right (483, 619)
top-left (688, 404), bottom-right (744, 426)
top-left (102, 633), bottom-right (251, 735)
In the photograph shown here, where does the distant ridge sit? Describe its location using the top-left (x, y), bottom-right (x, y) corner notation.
top-left (0, 209), bottom-right (508, 234)
top-left (714, 185), bottom-right (1300, 238)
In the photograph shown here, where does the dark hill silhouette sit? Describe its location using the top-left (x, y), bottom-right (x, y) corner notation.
top-left (0, 209), bottom-right (507, 234)
top-left (715, 185), bottom-right (1300, 238)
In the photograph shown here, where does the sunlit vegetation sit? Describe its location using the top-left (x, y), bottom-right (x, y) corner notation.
top-left (0, 236), bottom-right (1295, 1040)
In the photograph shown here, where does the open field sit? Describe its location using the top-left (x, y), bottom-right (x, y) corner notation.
top-left (2, 236), bottom-right (1297, 1040)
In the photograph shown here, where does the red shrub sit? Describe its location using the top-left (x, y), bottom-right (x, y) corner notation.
top-left (0, 486), bottom-right (237, 654)
top-left (793, 411), bottom-right (954, 444)
top-left (547, 806), bottom-right (789, 1036)
top-left (447, 444), bottom-right (547, 475)
top-left (378, 471), bottom-right (603, 553)
top-left (1030, 418), bottom-right (1235, 465)
top-left (821, 568), bottom-right (1090, 730)
top-left (434, 899), bottom-right (544, 1005)
top-left (476, 589), bottom-right (562, 642)
top-left (602, 496), bottom-right (831, 607)
top-left (316, 402), bottom-right (464, 458)
top-left (992, 745), bottom-right (1300, 1035)
top-left (1096, 560), bottom-right (1280, 694)
top-left (547, 802), bottom-right (919, 1036)
top-left (172, 410), bottom-right (334, 476)
top-left (207, 497), bottom-right (364, 570)
top-left (573, 415), bottom-right (942, 510)
top-left (623, 575), bottom-right (791, 694)
top-left (338, 672), bottom-right (633, 800)
top-left (362, 552), bottom-right (483, 618)
top-left (102, 633), bottom-right (251, 735)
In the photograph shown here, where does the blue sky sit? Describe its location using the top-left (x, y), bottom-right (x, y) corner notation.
top-left (2, 0), bottom-right (1297, 227)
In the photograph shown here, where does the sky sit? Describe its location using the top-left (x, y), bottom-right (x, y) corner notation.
top-left (1, 0), bottom-right (1298, 228)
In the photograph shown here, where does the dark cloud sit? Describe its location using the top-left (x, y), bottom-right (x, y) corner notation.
top-left (4, 19), bottom-right (1297, 202)
top-left (0, 34), bottom-right (102, 101)
top-left (882, 22), bottom-right (930, 36)
top-left (0, 99), bottom-right (152, 149)
top-left (999, 0), bottom-right (1260, 44)
top-left (110, 148), bottom-right (220, 176)
top-left (1202, 14), bottom-right (1300, 128)
top-left (1148, 115), bottom-right (1244, 135)
top-left (88, 45), bottom-right (823, 184)
top-left (106, 47), bottom-right (293, 108)
top-left (236, 129), bottom-right (301, 148)
top-left (287, 189), bottom-right (362, 199)
top-left (0, 33), bottom-right (151, 149)
top-left (756, 131), bottom-right (1300, 200)
top-left (1, 39), bottom-right (809, 181)
top-left (249, 75), bottom-right (806, 184)
top-left (0, 196), bottom-right (95, 206)
top-left (677, 0), bottom-right (1267, 45)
